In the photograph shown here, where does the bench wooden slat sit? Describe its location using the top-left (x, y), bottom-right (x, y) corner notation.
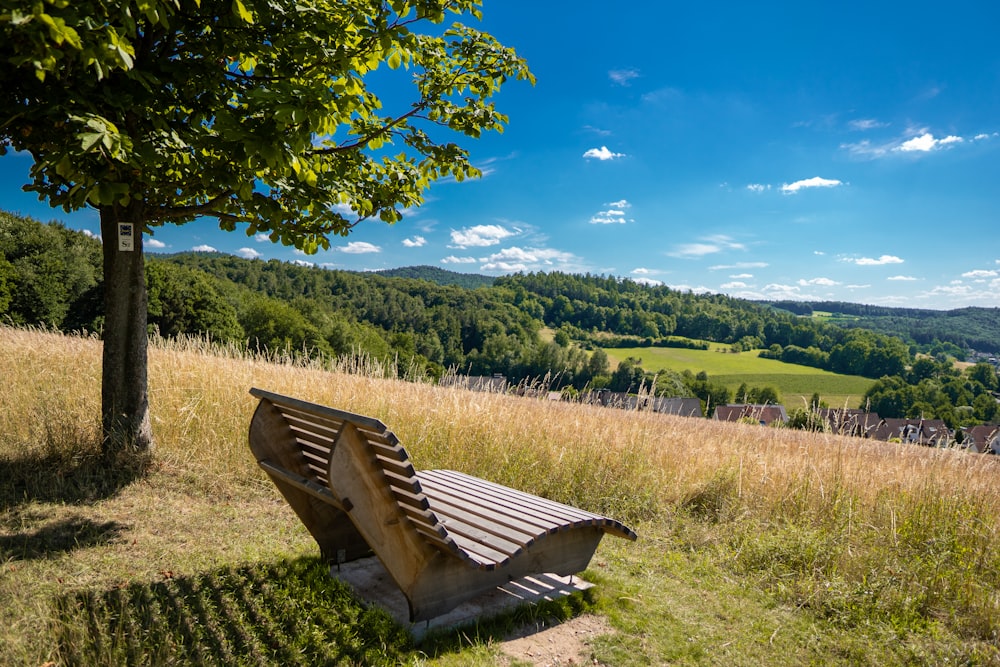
top-left (419, 470), bottom-right (599, 530)
top-left (248, 388), bottom-right (638, 622)
top-left (418, 478), bottom-right (551, 545)
top-left (433, 469), bottom-right (618, 529)
top-left (280, 408), bottom-right (401, 451)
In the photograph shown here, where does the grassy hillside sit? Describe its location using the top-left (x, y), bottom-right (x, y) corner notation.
top-left (605, 345), bottom-right (875, 407)
top-left (3, 326), bottom-right (1000, 665)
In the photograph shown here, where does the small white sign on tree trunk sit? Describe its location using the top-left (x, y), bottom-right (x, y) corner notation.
top-left (118, 223), bottom-right (134, 252)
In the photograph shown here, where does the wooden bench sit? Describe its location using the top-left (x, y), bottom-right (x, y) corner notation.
top-left (248, 388), bottom-right (637, 622)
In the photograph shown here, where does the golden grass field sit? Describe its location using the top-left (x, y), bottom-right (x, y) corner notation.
top-left (3, 325), bottom-right (1000, 665)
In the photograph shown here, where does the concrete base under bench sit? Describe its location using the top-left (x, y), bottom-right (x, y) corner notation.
top-left (330, 556), bottom-right (593, 639)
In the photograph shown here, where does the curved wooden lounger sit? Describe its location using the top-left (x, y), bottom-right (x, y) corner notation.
top-left (248, 388), bottom-right (637, 622)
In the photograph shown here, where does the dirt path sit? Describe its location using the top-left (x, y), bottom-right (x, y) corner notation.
top-left (498, 614), bottom-right (615, 666)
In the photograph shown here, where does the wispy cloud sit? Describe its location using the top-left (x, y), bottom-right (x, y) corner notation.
top-left (781, 177), bottom-right (843, 193)
top-left (583, 146), bottom-right (626, 161)
top-left (590, 199), bottom-right (634, 225)
top-left (339, 241), bottom-right (381, 254)
top-left (608, 68), bottom-right (640, 86)
top-left (746, 184), bottom-right (770, 193)
top-left (888, 275), bottom-right (918, 281)
top-left (841, 127), bottom-right (987, 159)
top-left (709, 262), bottom-right (769, 271)
top-left (962, 269), bottom-right (999, 279)
top-left (441, 256), bottom-right (477, 265)
top-left (402, 236), bottom-right (426, 248)
top-left (845, 255), bottom-right (904, 266)
top-left (449, 224), bottom-right (516, 248)
top-left (238, 247), bottom-right (261, 259)
top-left (849, 118), bottom-right (889, 131)
top-left (669, 235), bottom-right (745, 259)
top-left (193, 245), bottom-right (217, 252)
top-left (583, 125), bottom-right (613, 137)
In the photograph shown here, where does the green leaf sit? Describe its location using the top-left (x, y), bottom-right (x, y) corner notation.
top-left (232, 0), bottom-right (254, 24)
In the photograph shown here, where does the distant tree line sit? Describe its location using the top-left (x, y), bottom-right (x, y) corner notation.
top-left (2, 211), bottom-right (997, 426)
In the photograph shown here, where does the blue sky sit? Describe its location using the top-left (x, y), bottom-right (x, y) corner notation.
top-left (3, 1), bottom-right (999, 309)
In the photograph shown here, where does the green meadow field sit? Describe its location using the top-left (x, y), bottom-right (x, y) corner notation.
top-left (604, 345), bottom-right (875, 408)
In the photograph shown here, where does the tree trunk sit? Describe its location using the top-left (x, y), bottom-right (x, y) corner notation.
top-left (100, 205), bottom-right (153, 454)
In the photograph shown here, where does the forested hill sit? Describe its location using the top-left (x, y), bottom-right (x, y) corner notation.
top-left (767, 300), bottom-right (1000, 354)
top-left (3, 211), bottom-right (999, 383)
top-left (371, 265), bottom-right (494, 289)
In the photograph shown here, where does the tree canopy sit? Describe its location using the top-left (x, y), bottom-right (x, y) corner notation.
top-left (1, 0), bottom-right (533, 452)
top-left (1, 0), bottom-right (532, 240)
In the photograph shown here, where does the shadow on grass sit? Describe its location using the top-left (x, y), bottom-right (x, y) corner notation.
top-left (0, 514), bottom-right (128, 561)
top-left (0, 440), bottom-right (150, 510)
top-left (53, 556), bottom-right (600, 666)
top-left (54, 557), bottom-right (414, 666)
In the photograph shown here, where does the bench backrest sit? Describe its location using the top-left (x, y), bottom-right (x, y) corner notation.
top-left (249, 388), bottom-right (466, 561)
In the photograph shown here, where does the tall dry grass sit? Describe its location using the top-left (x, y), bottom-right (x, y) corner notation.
top-left (3, 324), bottom-right (1000, 655)
top-left (5, 324), bottom-right (1000, 527)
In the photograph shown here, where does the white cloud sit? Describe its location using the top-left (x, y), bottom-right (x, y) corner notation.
top-left (590, 211), bottom-right (628, 224)
top-left (798, 277), bottom-right (839, 286)
top-left (583, 146), bottom-right (626, 161)
top-left (730, 273), bottom-right (754, 279)
top-left (746, 184), bottom-right (769, 193)
top-left (888, 275), bottom-right (918, 281)
top-left (609, 68), bottom-right (640, 86)
top-left (146, 238), bottom-right (166, 249)
top-left (761, 283), bottom-right (806, 299)
top-left (721, 281), bottom-right (749, 289)
top-left (402, 236), bottom-right (426, 248)
top-left (962, 269), bottom-right (999, 279)
top-left (632, 267), bottom-right (652, 275)
top-left (633, 277), bottom-right (663, 286)
top-left (339, 241), bottom-right (381, 254)
top-left (81, 229), bottom-right (100, 240)
top-left (848, 255), bottom-right (904, 266)
top-left (449, 224), bottom-right (515, 248)
top-left (479, 246), bottom-right (584, 273)
top-left (897, 132), bottom-right (963, 152)
top-left (590, 199), bottom-right (634, 225)
top-left (192, 245), bottom-right (217, 252)
top-left (254, 232), bottom-right (271, 243)
top-left (781, 177), bottom-right (843, 193)
top-left (441, 256), bottom-right (477, 264)
top-left (292, 259), bottom-right (315, 268)
top-left (844, 128), bottom-right (980, 159)
top-left (709, 262), bottom-right (769, 271)
top-left (238, 247), bottom-right (261, 259)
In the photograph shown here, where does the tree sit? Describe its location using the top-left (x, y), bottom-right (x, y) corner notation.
top-left (2, 0), bottom-right (532, 453)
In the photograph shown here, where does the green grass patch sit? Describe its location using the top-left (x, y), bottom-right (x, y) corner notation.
top-left (606, 346), bottom-right (874, 406)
